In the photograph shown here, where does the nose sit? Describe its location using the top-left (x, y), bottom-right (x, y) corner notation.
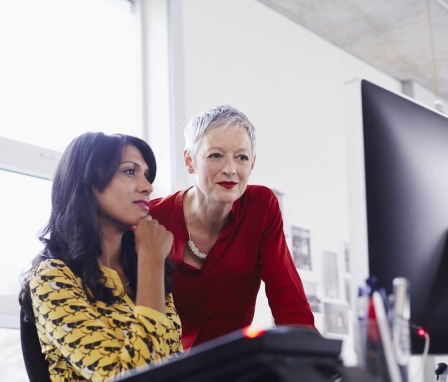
top-left (222, 157), bottom-right (236, 176)
top-left (139, 175), bottom-right (153, 195)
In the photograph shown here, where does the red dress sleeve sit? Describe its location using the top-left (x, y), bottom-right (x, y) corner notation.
top-left (258, 190), bottom-right (315, 328)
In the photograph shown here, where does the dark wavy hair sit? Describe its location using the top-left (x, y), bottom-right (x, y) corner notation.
top-left (19, 132), bottom-right (172, 321)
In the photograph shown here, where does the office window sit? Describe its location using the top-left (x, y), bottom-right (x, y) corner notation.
top-left (0, 1), bottom-right (139, 380)
top-left (0, 0), bottom-right (138, 293)
top-left (0, 0), bottom-right (138, 152)
top-left (0, 170), bottom-right (51, 295)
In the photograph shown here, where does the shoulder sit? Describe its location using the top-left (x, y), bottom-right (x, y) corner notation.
top-left (242, 185), bottom-right (278, 207)
top-left (30, 259), bottom-right (78, 287)
top-left (235, 186), bottom-right (284, 227)
top-left (232, 186), bottom-right (280, 223)
top-left (29, 259), bottom-right (85, 307)
top-left (149, 190), bottom-right (184, 216)
top-left (33, 258), bottom-right (71, 276)
top-left (244, 184), bottom-right (275, 197)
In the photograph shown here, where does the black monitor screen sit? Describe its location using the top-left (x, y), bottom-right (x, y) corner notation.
top-left (350, 79), bottom-right (448, 354)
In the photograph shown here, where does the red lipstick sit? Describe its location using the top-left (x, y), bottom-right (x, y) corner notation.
top-left (218, 181), bottom-right (237, 189)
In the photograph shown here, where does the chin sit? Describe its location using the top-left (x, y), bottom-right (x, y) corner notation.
top-left (216, 189), bottom-right (243, 203)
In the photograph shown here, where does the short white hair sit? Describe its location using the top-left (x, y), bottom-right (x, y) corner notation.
top-left (184, 104), bottom-right (256, 156)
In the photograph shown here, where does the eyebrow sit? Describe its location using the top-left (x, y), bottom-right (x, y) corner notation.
top-left (120, 160), bottom-right (150, 175)
top-left (206, 146), bottom-right (250, 152)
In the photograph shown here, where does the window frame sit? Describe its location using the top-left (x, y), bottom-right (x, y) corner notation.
top-left (0, 137), bottom-right (60, 328)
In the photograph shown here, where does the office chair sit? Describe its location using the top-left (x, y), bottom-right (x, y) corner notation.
top-left (20, 309), bottom-right (51, 382)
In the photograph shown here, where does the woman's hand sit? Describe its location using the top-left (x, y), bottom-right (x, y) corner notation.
top-left (131, 215), bottom-right (173, 263)
top-left (131, 215), bottom-right (173, 313)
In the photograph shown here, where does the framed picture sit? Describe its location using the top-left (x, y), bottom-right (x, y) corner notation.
top-left (322, 250), bottom-right (340, 299)
top-left (291, 225), bottom-right (312, 271)
top-left (323, 302), bottom-right (349, 335)
top-left (344, 241), bottom-right (350, 274)
top-left (344, 276), bottom-right (352, 307)
top-left (302, 279), bottom-right (322, 313)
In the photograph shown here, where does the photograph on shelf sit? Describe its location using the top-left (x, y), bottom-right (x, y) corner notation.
top-left (324, 302), bottom-right (349, 334)
top-left (323, 302), bottom-right (349, 336)
top-left (291, 225), bottom-right (312, 271)
top-left (344, 276), bottom-right (352, 307)
top-left (302, 279), bottom-right (322, 313)
top-left (344, 241), bottom-right (350, 274)
top-left (322, 250), bottom-right (340, 299)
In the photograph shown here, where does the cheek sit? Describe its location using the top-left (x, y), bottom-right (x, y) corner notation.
top-left (239, 165), bottom-right (253, 178)
top-left (198, 163), bottom-right (218, 176)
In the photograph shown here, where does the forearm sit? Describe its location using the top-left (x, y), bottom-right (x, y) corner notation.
top-left (136, 255), bottom-right (166, 313)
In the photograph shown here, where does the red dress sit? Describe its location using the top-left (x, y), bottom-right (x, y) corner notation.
top-left (149, 185), bottom-right (315, 350)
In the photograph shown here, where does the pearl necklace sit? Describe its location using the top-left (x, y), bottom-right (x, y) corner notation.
top-left (185, 191), bottom-right (208, 260)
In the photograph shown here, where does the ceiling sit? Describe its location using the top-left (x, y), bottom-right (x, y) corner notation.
top-left (258, 0), bottom-right (448, 102)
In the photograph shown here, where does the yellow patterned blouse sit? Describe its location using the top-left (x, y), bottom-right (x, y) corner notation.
top-left (30, 259), bottom-right (183, 382)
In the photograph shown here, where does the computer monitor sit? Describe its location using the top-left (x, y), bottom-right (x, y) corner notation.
top-left (346, 78), bottom-right (448, 354)
top-left (116, 326), bottom-right (373, 382)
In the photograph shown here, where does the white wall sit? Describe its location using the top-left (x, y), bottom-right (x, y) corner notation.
top-left (171, 0), bottom-right (401, 365)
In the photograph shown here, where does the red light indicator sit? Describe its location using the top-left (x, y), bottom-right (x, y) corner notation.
top-left (243, 326), bottom-right (265, 338)
top-left (417, 327), bottom-right (426, 337)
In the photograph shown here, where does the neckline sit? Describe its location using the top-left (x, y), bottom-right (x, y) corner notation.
top-left (185, 188), bottom-right (208, 260)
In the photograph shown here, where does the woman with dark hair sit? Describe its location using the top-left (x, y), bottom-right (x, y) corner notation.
top-left (19, 132), bottom-right (182, 381)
